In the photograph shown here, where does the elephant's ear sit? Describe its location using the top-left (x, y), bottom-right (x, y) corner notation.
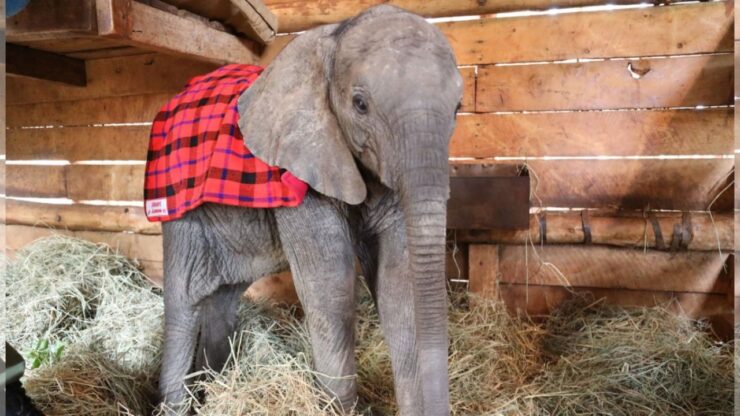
top-left (237, 24), bottom-right (367, 205)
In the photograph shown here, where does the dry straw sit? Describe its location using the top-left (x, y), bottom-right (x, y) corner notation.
top-left (5, 236), bottom-right (735, 415)
top-left (5, 236), bottom-right (164, 415)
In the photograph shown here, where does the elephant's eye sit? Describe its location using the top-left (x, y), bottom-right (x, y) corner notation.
top-left (353, 94), bottom-right (368, 115)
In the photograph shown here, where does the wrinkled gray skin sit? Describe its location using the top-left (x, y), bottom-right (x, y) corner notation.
top-left (159, 5), bottom-right (462, 415)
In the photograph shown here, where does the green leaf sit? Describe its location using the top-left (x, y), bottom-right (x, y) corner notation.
top-left (37, 339), bottom-right (49, 351)
top-left (50, 343), bottom-right (65, 361)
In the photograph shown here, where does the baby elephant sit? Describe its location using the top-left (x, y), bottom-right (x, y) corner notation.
top-left (149, 5), bottom-right (462, 415)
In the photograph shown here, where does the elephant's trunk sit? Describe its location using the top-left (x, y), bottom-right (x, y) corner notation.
top-left (398, 118), bottom-right (450, 414)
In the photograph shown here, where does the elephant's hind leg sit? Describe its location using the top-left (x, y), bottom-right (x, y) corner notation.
top-left (159, 231), bottom-right (203, 411)
top-left (194, 283), bottom-right (248, 372)
top-left (274, 193), bottom-right (358, 412)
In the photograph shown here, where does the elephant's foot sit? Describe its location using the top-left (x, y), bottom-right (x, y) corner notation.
top-left (317, 372), bottom-right (358, 413)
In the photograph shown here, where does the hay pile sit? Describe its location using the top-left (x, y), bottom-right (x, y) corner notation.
top-left (5, 236), bottom-right (164, 415)
top-left (530, 301), bottom-right (734, 415)
top-left (5, 236), bottom-right (735, 415)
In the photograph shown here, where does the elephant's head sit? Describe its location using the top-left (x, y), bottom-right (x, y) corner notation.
top-left (238, 5), bottom-right (461, 412)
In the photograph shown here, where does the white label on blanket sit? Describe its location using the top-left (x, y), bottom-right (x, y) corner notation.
top-left (146, 198), bottom-right (169, 217)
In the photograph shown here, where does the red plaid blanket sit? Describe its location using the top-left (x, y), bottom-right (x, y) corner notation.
top-left (143, 64), bottom-right (308, 222)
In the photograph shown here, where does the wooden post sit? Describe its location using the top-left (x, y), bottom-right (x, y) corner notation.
top-left (468, 244), bottom-right (499, 299)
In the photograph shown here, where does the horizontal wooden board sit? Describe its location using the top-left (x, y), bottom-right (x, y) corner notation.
top-left (120, 1), bottom-right (261, 65)
top-left (158, 0), bottom-right (278, 45)
top-left (5, 165), bottom-right (67, 198)
top-left (451, 108), bottom-right (733, 157)
top-left (235, 3), bottom-right (732, 68)
top-left (7, 126), bottom-right (150, 160)
top-left (456, 211), bottom-right (734, 252)
top-left (452, 159), bottom-right (734, 211)
top-left (4, 224), bottom-right (164, 283)
top-left (498, 245), bottom-right (731, 294)
top-left (67, 165), bottom-right (144, 201)
top-left (5, 165), bottom-right (144, 200)
top-left (6, 67), bottom-right (473, 125)
top-left (12, 37), bottom-right (131, 54)
top-left (439, 2), bottom-right (733, 65)
top-left (7, 159), bottom-right (732, 211)
top-left (3, 200), bottom-right (161, 234)
top-left (4, 204), bottom-right (732, 251)
top-left (526, 159), bottom-right (734, 211)
top-left (498, 283), bottom-right (733, 320)
top-left (7, 93), bottom-right (169, 127)
top-left (476, 54), bottom-right (733, 111)
top-left (67, 46), bottom-right (149, 60)
top-left (7, 53), bottom-right (217, 105)
top-left (263, 0), bottom-right (695, 34)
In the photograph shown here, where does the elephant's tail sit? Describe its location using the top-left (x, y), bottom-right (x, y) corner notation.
top-left (194, 284), bottom-right (246, 373)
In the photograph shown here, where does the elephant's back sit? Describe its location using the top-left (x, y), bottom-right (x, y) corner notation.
top-left (143, 65), bottom-right (308, 223)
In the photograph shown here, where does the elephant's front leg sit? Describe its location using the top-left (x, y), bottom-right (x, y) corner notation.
top-left (274, 193), bottom-right (358, 412)
top-left (363, 220), bottom-right (424, 416)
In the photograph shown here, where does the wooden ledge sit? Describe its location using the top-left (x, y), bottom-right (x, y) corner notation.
top-left (8, 0), bottom-right (262, 64)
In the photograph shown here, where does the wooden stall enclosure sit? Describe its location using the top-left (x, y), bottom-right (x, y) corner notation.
top-left (3, 0), bottom-right (735, 335)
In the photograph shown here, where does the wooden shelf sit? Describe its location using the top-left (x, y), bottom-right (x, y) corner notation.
top-left (6, 0), bottom-right (272, 72)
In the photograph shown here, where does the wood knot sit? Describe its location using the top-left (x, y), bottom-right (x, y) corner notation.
top-left (627, 62), bottom-right (651, 79)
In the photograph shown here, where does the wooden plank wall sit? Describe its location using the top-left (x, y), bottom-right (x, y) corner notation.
top-left (4, 1), bottom-right (735, 327)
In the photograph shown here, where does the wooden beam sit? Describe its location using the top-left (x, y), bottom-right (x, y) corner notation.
top-left (243, 3), bottom-right (734, 67)
top-left (452, 109), bottom-right (733, 158)
top-left (157, 0), bottom-right (278, 44)
top-left (10, 36), bottom-right (137, 56)
top-left (97, 0), bottom-right (260, 64)
top-left (4, 165), bottom-right (67, 198)
top-left (262, 0), bottom-right (701, 34)
top-left (2, 199), bottom-right (732, 252)
top-left (7, 93), bottom-right (171, 127)
top-left (4, 165), bottom-right (144, 200)
top-left (476, 54), bottom-right (734, 112)
top-left (7, 44), bottom-right (87, 86)
top-left (5, 160), bottom-right (732, 218)
top-left (439, 2), bottom-right (733, 65)
top-left (498, 283), bottom-right (732, 320)
top-left (455, 211), bottom-right (734, 252)
top-left (7, 0), bottom-right (97, 42)
top-left (498, 245), bottom-right (731, 294)
top-left (7, 126), bottom-right (150, 161)
top-left (6, 65), bottom-right (472, 123)
top-left (7, 53), bottom-right (216, 105)
top-left (3, 200), bottom-right (161, 234)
